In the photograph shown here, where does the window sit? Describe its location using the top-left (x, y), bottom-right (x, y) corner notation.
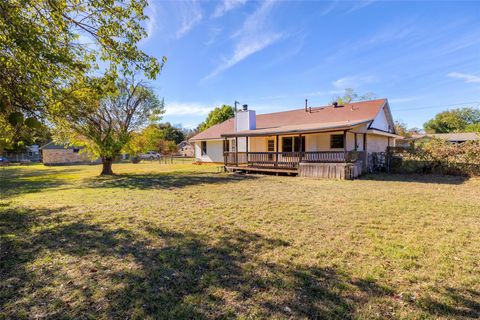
top-left (294, 136), bottom-right (305, 152)
top-left (282, 136), bottom-right (305, 152)
top-left (267, 139), bottom-right (275, 152)
top-left (330, 134), bottom-right (344, 149)
top-left (201, 141), bottom-right (207, 156)
top-left (267, 139), bottom-right (275, 160)
top-left (73, 148), bottom-right (80, 153)
top-left (282, 137), bottom-right (293, 152)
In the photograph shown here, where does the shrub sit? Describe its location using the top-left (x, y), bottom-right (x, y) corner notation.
top-left (390, 138), bottom-right (480, 176)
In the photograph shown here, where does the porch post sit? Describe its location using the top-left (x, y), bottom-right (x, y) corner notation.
top-left (343, 130), bottom-right (347, 162)
top-left (224, 137), bottom-right (227, 166)
top-left (363, 133), bottom-right (368, 170)
top-left (354, 133), bottom-right (358, 151)
top-left (299, 134), bottom-right (303, 165)
top-left (235, 136), bottom-right (238, 166)
top-left (246, 136), bottom-right (249, 165)
top-left (275, 135), bottom-right (279, 168)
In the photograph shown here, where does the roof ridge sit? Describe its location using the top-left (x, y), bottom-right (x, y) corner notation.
top-left (255, 98), bottom-right (387, 117)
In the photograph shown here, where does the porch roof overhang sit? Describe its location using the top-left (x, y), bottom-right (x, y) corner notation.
top-left (366, 129), bottom-right (404, 139)
top-left (221, 120), bottom-right (372, 138)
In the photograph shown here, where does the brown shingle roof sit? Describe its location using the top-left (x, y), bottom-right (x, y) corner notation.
top-left (412, 132), bottom-right (480, 141)
top-left (190, 99), bottom-right (387, 140)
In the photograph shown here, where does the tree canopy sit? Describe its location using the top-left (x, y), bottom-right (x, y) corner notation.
top-left (394, 120), bottom-right (421, 138)
top-left (0, 0), bottom-right (165, 152)
top-left (423, 107), bottom-right (480, 133)
top-left (123, 123), bottom-right (184, 156)
top-left (197, 105), bottom-right (234, 132)
top-left (157, 123), bottom-right (185, 144)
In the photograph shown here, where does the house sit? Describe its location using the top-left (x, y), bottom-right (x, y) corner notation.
top-left (2, 145), bottom-right (41, 162)
top-left (40, 142), bottom-right (100, 165)
top-left (189, 99), bottom-right (402, 179)
top-left (411, 132), bottom-right (479, 144)
top-left (178, 141), bottom-right (194, 157)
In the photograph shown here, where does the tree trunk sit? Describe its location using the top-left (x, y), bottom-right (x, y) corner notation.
top-left (100, 157), bottom-right (114, 175)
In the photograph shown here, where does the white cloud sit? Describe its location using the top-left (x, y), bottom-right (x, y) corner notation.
top-left (203, 0), bottom-right (282, 80)
top-left (345, 0), bottom-right (377, 14)
top-left (176, 1), bottom-right (203, 38)
top-left (164, 102), bottom-right (213, 116)
top-left (143, 0), bottom-right (157, 42)
top-left (448, 72), bottom-right (480, 83)
top-left (332, 75), bottom-right (376, 90)
top-left (212, 0), bottom-right (247, 18)
top-left (204, 27), bottom-right (222, 46)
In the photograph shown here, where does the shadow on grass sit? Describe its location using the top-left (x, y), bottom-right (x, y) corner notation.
top-left (419, 287), bottom-right (480, 318)
top-left (0, 167), bottom-right (82, 199)
top-left (359, 173), bottom-right (469, 185)
top-left (1, 205), bottom-right (478, 319)
top-left (85, 172), bottom-right (259, 190)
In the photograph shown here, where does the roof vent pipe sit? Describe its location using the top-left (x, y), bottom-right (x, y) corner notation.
top-left (332, 101), bottom-right (338, 107)
top-left (305, 99), bottom-right (308, 112)
top-left (242, 104), bottom-right (248, 111)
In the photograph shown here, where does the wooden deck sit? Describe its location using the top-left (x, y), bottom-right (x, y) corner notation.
top-left (225, 166), bottom-right (298, 174)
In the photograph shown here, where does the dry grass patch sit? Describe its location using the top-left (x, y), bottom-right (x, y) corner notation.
top-left (1, 163), bottom-right (479, 319)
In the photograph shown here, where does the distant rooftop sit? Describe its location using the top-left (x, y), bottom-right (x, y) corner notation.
top-left (411, 132), bottom-right (479, 142)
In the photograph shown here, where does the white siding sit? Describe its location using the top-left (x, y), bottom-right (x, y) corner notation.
top-left (366, 134), bottom-right (390, 153)
top-left (371, 107), bottom-right (390, 132)
top-left (249, 136), bottom-right (271, 152)
top-left (194, 140), bottom-right (224, 163)
top-left (236, 110), bottom-right (256, 131)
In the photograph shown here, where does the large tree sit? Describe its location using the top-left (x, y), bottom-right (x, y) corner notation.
top-left (0, 0), bottom-right (165, 147)
top-left (157, 123), bottom-right (185, 144)
top-left (197, 105), bottom-right (234, 132)
top-left (54, 78), bottom-right (163, 175)
top-left (423, 107), bottom-right (480, 133)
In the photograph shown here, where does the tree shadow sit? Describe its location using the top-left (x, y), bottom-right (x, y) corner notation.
top-left (2, 205), bottom-right (478, 319)
top-left (419, 287), bottom-right (480, 318)
top-left (359, 173), bottom-right (469, 185)
top-left (0, 167), bottom-right (82, 199)
top-left (84, 172), bottom-right (259, 190)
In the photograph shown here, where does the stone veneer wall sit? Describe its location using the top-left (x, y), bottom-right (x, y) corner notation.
top-left (42, 149), bottom-right (99, 165)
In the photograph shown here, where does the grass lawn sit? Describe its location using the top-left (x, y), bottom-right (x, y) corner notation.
top-left (1, 163), bottom-right (479, 319)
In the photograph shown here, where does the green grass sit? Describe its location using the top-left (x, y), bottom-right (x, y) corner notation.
top-left (1, 163), bottom-right (479, 319)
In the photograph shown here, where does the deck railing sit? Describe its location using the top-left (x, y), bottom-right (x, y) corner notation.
top-left (224, 151), bottom-right (364, 169)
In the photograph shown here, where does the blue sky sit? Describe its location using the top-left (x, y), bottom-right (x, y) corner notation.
top-left (139, 0), bottom-right (480, 130)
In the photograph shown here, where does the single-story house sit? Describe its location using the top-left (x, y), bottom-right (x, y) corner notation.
top-left (178, 141), bottom-right (194, 157)
top-left (411, 132), bottom-right (479, 144)
top-left (40, 142), bottom-right (100, 165)
top-left (189, 99), bottom-right (402, 179)
top-left (2, 145), bottom-right (41, 162)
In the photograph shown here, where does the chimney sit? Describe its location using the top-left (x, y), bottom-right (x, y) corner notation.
top-left (235, 105), bottom-right (256, 132)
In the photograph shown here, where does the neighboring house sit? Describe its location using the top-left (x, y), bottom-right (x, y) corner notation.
top-left (40, 142), bottom-right (100, 165)
top-left (411, 132), bottom-right (479, 144)
top-left (190, 99), bottom-right (401, 178)
top-left (3, 145), bottom-right (41, 162)
top-left (178, 141), bottom-right (194, 157)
